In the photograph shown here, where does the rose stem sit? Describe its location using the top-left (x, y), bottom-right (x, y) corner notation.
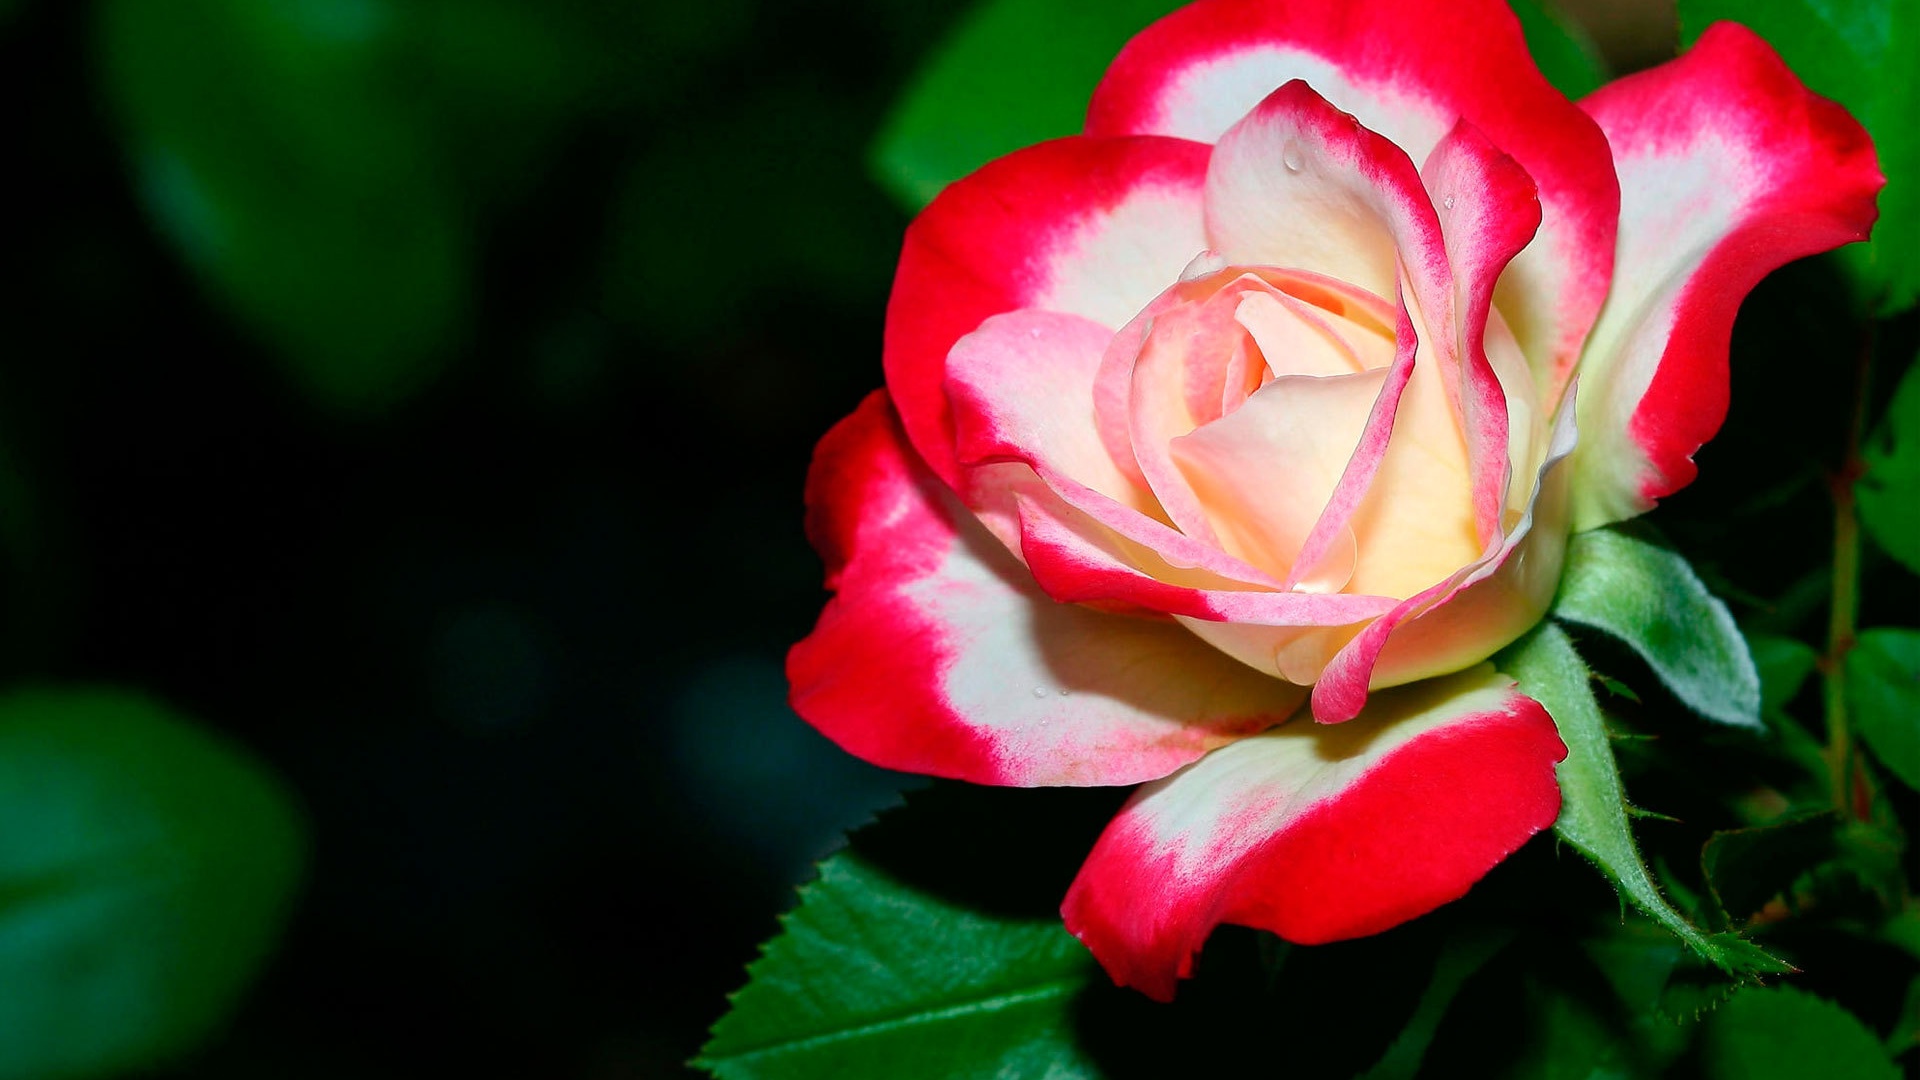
top-left (1823, 319), bottom-right (1874, 815)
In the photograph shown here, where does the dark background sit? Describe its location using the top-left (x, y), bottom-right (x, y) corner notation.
top-left (3, 0), bottom-right (1912, 1076)
top-left (3, 0), bottom-right (965, 1074)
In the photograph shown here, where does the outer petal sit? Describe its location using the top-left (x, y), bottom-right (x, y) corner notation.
top-left (886, 136), bottom-right (1211, 485)
top-left (1569, 23), bottom-right (1882, 530)
top-left (789, 391), bottom-right (1307, 787)
top-left (1085, 0), bottom-right (1617, 388)
top-left (1062, 665), bottom-right (1566, 1000)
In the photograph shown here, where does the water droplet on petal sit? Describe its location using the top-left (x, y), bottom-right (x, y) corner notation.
top-left (1058, 688), bottom-right (1071, 697)
top-left (1281, 140), bottom-right (1304, 173)
top-left (1033, 687), bottom-right (1049, 698)
top-left (1443, 194), bottom-right (1456, 210)
top-left (1290, 524), bottom-right (1357, 595)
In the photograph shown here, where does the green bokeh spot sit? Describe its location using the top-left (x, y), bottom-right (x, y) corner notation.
top-left (0, 688), bottom-right (306, 1080)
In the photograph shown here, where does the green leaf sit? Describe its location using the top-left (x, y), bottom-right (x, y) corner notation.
top-left (1503, 976), bottom-right (1629, 1080)
top-left (1498, 623), bottom-right (1786, 977)
top-left (1580, 925), bottom-right (1705, 1068)
top-left (1888, 976), bottom-right (1920, 1056)
top-left (1508, 0), bottom-right (1606, 99)
top-left (1698, 986), bottom-right (1899, 1080)
top-left (95, 0), bottom-right (681, 413)
top-left (869, 0), bottom-right (1178, 211)
top-left (698, 849), bottom-right (1100, 1079)
top-left (1847, 628), bottom-right (1920, 791)
top-left (1887, 913), bottom-right (1920, 965)
top-left (1700, 814), bottom-right (1840, 926)
top-left (0, 688), bottom-right (305, 1080)
top-left (1743, 633), bottom-right (1828, 782)
top-left (1552, 527), bottom-right (1763, 730)
top-left (97, 0), bottom-right (471, 414)
top-left (1678, 0), bottom-right (1920, 315)
top-left (1746, 633), bottom-right (1821, 717)
top-left (1859, 357), bottom-right (1920, 574)
top-left (94, 0), bottom-right (460, 413)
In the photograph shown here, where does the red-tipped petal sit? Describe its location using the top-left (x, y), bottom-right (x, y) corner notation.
top-left (1062, 665), bottom-right (1565, 1000)
top-left (790, 391), bottom-right (1307, 787)
top-left (887, 137), bottom-right (1210, 485)
top-left (1569, 23), bottom-right (1882, 529)
top-left (1087, 0), bottom-right (1616, 387)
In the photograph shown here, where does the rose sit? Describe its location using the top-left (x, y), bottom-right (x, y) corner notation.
top-left (789, 0), bottom-right (1880, 999)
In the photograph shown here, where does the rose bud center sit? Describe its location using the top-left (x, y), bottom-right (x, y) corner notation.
top-left (1116, 261), bottom-right (1516, 607)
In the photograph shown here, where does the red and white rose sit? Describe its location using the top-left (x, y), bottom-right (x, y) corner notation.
top-left (789, 0), bottom-right (1881, 1000)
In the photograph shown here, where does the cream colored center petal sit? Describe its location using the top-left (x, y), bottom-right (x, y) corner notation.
top-left (1342, 303), bottom-right (1482, 600)
top-left (1484, 305), bottom-right (1545, 521)
top-left (1232, 291), bottom-right (1362, 380)
top-left (1116, 264), bottom-right (1431, 594)
top-left (1171, 369), bottom-right (1387, 584)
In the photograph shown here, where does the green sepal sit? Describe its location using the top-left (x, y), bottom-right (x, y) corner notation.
top-left (1552, 527), bottom-right (1762, 730)
top-left (1498, 623), bottom-right (1787, 978)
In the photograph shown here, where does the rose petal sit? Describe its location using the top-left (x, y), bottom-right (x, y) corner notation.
top-left (1234, 289), bottom-right (1382, 379)
top-left (1124, 278), bottom-right (1253, 549)
top-left (1170, 367), bottom-right (1389, 582)
top-left (1312, 384), bottom-right (1578, 721)
top-left (1062, 664), bottom-right (1566, 1000)
top-left (947, 308), bottom-right (1290, 592)
top-left (1338, 294), bottom-right (1482, 602)
top-left (1204, 80), bottom-right (1451, 317)
top-left (1086, 0), bottom-right (1617, 386)
top-left (1010, 482), bottom-right (1396, 629)
top-left (1097, 265), bottom-right (1406, 560)
top-left (946, 310), bottom-right (1167, 549)
top-left (790, 391), bottom-right (1307, 787)
top-left (886, 136), bottom-right (1211, 486)
top-left (1568, 23), bottom-right (1882, 530)
top-left (1203, 83), bottom-right (1484, 600)
top-left (1423, 120), bottom-right (1543, 545)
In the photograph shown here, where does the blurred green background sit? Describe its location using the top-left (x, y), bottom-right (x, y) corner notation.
top-left (4, 0), bottom-right (1913, 1076)
top-left (2, 0), bottom-right (966, 1074)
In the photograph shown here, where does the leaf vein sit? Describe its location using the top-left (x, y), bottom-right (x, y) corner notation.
top-left (703, 976), bottom-right (1084, 1064)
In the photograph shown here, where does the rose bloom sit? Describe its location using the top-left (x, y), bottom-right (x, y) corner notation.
top-left (789, 0), bottom-right (1880, 998)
